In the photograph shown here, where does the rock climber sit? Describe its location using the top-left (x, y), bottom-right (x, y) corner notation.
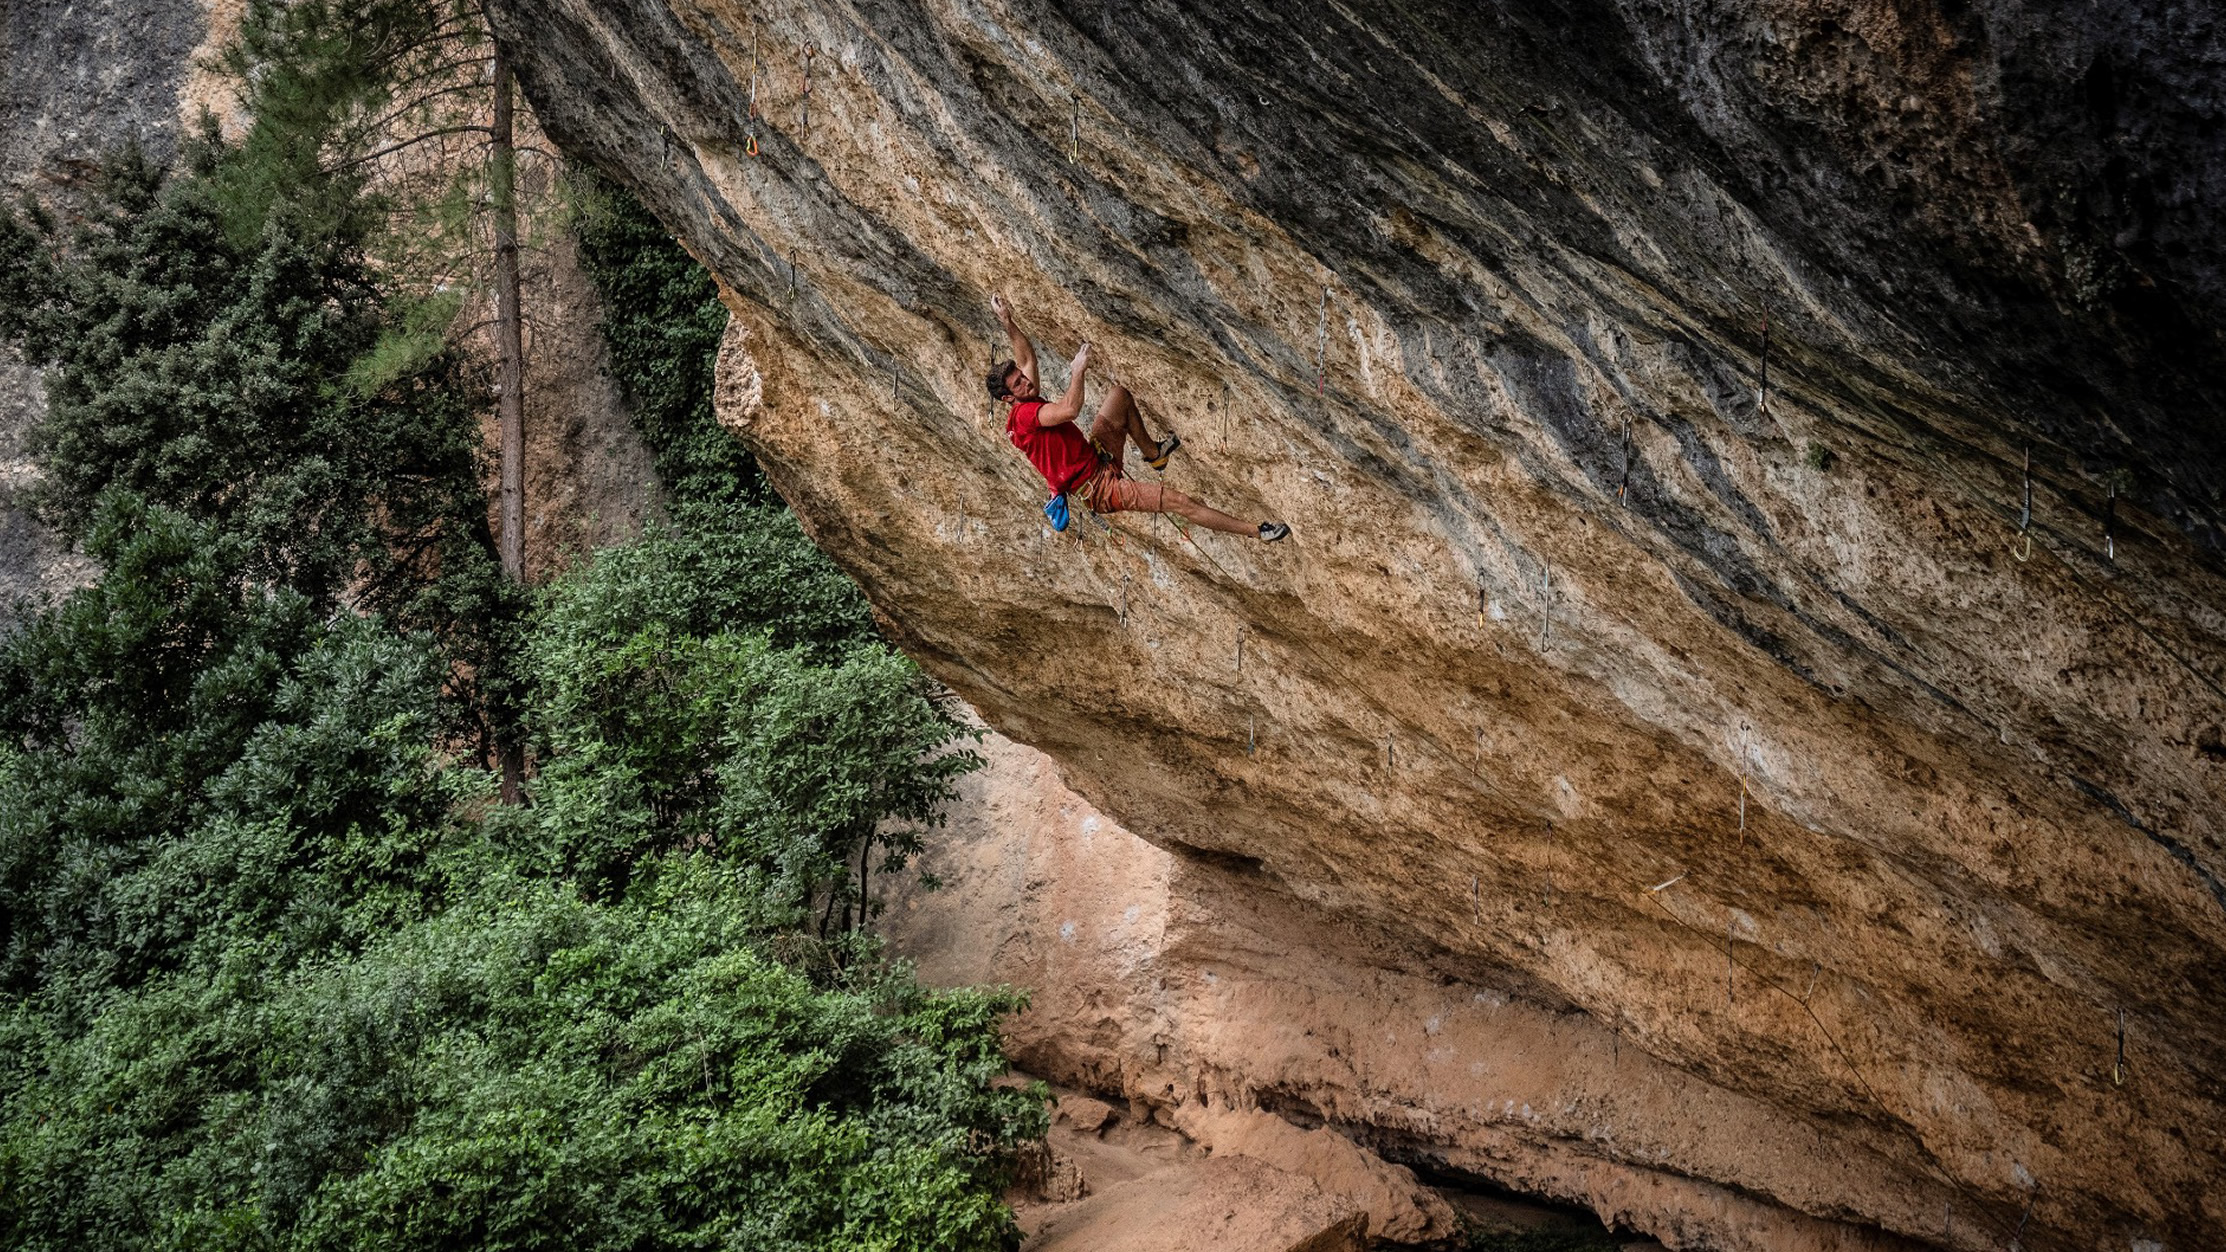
top-left (987, 294), bottom-right (1289, 543)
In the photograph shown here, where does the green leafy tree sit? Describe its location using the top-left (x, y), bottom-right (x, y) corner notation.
top-left (0, 494), bottom-right (455, 1001)
top-left (1, 18), bottom-right (1033, 1251)
top-left (520, 517), bottom-right (980, 921)
top-left (570, 169), bottom-right (768, 517)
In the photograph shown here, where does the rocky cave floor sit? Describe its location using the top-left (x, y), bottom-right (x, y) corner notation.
top-left (1014, 1076), bottom-right (1663, 1252)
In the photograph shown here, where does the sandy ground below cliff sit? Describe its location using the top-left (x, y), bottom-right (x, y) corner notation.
top-left (1011, 1075), bottom-right (1662, 1252)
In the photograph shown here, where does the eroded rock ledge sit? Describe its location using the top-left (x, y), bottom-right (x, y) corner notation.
top-left (484, 2), bottom-right (2226, 1247)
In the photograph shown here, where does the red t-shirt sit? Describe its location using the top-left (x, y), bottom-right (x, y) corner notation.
top-left (1007, 399), bottom-right (1098, 494)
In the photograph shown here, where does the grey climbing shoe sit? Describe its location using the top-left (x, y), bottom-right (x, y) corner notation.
top-left (1147, 432), bottom-right (1182, 472)
top-left (1258, 521), bottom-right (1290, 543)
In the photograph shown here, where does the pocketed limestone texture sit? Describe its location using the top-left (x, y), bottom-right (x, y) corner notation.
top-left (481, 2), bottom-right (2226, 1247)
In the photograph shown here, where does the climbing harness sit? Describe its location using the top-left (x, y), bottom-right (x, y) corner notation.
top-left (1313, 285), bottom-right (1331, 395)
top-left (2113, 1008), bottom-right (2128, 1085)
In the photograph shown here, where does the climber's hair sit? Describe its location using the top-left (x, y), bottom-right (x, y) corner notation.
top-left (984, 362), bottom-right (1017, 402)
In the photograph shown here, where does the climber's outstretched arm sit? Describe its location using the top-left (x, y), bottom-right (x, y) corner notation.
top-left (991, 294), bottom-right (1039, 392)
top-left (1035, 341), bottom-right (1091, 427)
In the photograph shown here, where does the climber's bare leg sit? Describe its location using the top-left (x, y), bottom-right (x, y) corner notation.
top-left (1089, 384), bottom-right (1160, 465)
top-left (1105, 479), bottom-right (1253, 537)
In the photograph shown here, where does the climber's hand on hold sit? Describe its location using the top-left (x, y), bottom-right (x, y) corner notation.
top-left (995, 295), bottom-right (1039, 390)
top-left (1039, 340), bottom-right (1091, 426)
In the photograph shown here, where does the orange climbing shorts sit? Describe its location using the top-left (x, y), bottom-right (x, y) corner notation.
top-left (1077, 465), bottom-right (1166, 515)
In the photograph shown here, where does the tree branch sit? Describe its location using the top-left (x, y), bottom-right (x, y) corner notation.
top-left (327, 125), bottom-right (494, 173)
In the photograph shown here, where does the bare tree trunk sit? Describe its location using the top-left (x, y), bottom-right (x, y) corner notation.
top-left (491, 45), bottom-right (527, 804)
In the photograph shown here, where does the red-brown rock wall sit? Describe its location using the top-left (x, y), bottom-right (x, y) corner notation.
top-left (486, 3), bottom-right (2226, 1246)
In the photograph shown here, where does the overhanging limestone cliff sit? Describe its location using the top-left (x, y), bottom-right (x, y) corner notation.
top-left (482, 1), bottom-right (2226, 1247)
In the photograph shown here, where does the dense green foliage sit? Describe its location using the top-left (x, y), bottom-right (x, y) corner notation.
top-left (570, 169), bottom-right (767, 517)
top-left (518, 520), bottom-right (979, 911)
top-left (0, 5), bottom-right (1030, 1246)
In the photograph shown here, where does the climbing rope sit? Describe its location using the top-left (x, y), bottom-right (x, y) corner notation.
top-left (1635, 882), bottom-right (2038, 1249)
top-left (2113, 1008), bottom-right (2128, 1085)
top-left (1537, 561), bottom-right (1552, 647)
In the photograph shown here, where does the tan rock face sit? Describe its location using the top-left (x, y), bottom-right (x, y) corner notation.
top-left (892, 730), bottom-right (1912, 1251)
top-left (484, 3), bottom-right (2226, 1248)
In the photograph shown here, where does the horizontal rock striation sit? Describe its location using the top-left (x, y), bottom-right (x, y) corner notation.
top-left (484, 1), bottom-right (2226, 1247)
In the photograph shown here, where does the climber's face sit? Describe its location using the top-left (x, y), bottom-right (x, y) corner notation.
top-left (1003, 364), bottom-right (1038, 401)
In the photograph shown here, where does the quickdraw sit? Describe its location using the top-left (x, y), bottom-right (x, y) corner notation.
top-left (1313, 285), bottom-right (1330, 395)
top-left (1538, 561), bottom-right (1552, 647)
top-left (2013, 445), bottom-right (2033, 561)
top-left (799, 44), bottom-right (815, 139)
top-left (1757, 303), bottom-right (1771, 416)
top-left (2105, 478), bottom-right (2118, 562)
top-left (1616, 414), bottom-right (1633, 505)
top-left (745, 27), bottom-right (762, 156)
top-left (2113, 1008), bottom-right (2129, 1085)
